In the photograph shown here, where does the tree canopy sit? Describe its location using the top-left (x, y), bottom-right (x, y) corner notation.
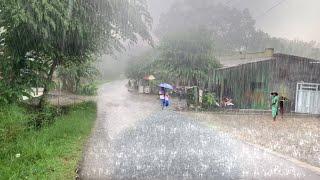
top-left (157, 0), bottom-right (320, 59)
top-left (0, 0), bottom-right (153, 104)
top-left (157, 0), bottom-right (255, 54)
top-left (126, 30), bottom-right (221, 87)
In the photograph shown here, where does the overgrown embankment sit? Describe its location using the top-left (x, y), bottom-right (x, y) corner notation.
top-left (0, 102), bottom-right (96, 179)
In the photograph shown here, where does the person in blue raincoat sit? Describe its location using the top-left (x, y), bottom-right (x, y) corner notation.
top-left (159, 87), bottom-right (166, 109)
top-left (164, 92), bottom-right (170, 108)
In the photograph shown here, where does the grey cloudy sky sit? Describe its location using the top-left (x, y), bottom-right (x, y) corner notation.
top-left (148, 0), bottom-right (320, 43)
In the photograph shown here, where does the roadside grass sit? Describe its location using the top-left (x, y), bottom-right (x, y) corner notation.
top-left (95, 77), bottom-right (124, 85)
top-left (94, 79), bottom-right (112, 87)
top-left (0, 102), bottom-right (96, 179)
top-left (95, 74), bottom-right (127, 87)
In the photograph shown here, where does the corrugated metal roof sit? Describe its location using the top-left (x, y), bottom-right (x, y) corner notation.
top-left (216, 52), bottom-right (320, 70)
top-left (218, 57), bottom-right (274, 69)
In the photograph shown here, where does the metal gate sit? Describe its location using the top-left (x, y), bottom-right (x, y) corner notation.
top-left (295, 83), bottom-right (320, 114)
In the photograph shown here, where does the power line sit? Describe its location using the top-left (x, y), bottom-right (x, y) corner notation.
top-left (255, 0), bottom-right (287, 19)
top-left (224, 0), bottom-right (241, 8)
top-left (221, 0), bottom-right (287, 52)
top-left (225, 0), bottom-right (234, 5)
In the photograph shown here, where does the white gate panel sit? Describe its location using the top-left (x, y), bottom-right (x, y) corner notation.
top-left (295, 83), bottom-right (320, 114)
top-left (312, 92), bottom-right (320, 114)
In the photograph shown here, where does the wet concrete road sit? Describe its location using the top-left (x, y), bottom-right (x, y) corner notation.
top-left (79, 80), bottom-right (320, 179)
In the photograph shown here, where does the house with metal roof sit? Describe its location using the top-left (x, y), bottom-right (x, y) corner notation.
top-left (212, 48), bottom-right (320, 114)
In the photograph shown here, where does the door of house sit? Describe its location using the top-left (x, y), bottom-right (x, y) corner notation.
top-left (295, 83), bottom-right (320, 114)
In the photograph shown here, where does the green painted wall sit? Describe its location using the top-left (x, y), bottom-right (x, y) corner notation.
top-left (213, 60), bottom-right (272, 109)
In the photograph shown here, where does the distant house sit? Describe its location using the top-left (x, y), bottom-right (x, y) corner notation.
top-left (213, 48), bottom-right (320, 114)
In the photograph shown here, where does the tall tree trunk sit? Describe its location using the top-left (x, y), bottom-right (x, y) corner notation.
top-left (39, 59), bottom-right (58, 108)
top-left (75, 77), bottom-right (80, 93)
top-left (208, 69), bottom-right (212, 91)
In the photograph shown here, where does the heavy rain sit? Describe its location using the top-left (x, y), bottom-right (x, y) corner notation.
top-left (0, 0), bottom-right (320, 179)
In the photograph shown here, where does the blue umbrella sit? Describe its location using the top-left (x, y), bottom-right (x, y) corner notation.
top-left (159, 83), bottom-right (173, 90)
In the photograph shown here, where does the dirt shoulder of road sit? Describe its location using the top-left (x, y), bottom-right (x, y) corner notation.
top-left (48, 90), bottom-right (97, 106)
top-left (183, 111), bottom-right (320, 168)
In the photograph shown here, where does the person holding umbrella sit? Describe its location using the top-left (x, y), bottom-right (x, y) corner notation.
top-left (164, 91), bottom-right (170, 108)
top-left (159, 83), bottom-right (173, 109)
top-left (159, 87), bottom-right (166, 109)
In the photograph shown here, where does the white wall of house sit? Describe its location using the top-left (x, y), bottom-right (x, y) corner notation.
top-left (22, 88), bottom-right (44, 100)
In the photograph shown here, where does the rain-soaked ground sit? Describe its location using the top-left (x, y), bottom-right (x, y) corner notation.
top-left (79, 80), bottom-right (320, 179)
top-left (184, 112), bottom-right (320, 169)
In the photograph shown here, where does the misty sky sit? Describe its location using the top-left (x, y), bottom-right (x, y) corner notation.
top-left (148, 0), bottom-right (320, 43)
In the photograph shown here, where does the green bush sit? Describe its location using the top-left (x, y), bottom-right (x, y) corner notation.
top-left (202, 92), bottom-right (218, 109)
top-left (0, 83), bottom-right (30, 104)
top-left (27, 105), bottom-right (64, 129)
top-left (77, 83), bottom-right (98, 96)
top-left (186, 87), bottom-right (198, 107)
